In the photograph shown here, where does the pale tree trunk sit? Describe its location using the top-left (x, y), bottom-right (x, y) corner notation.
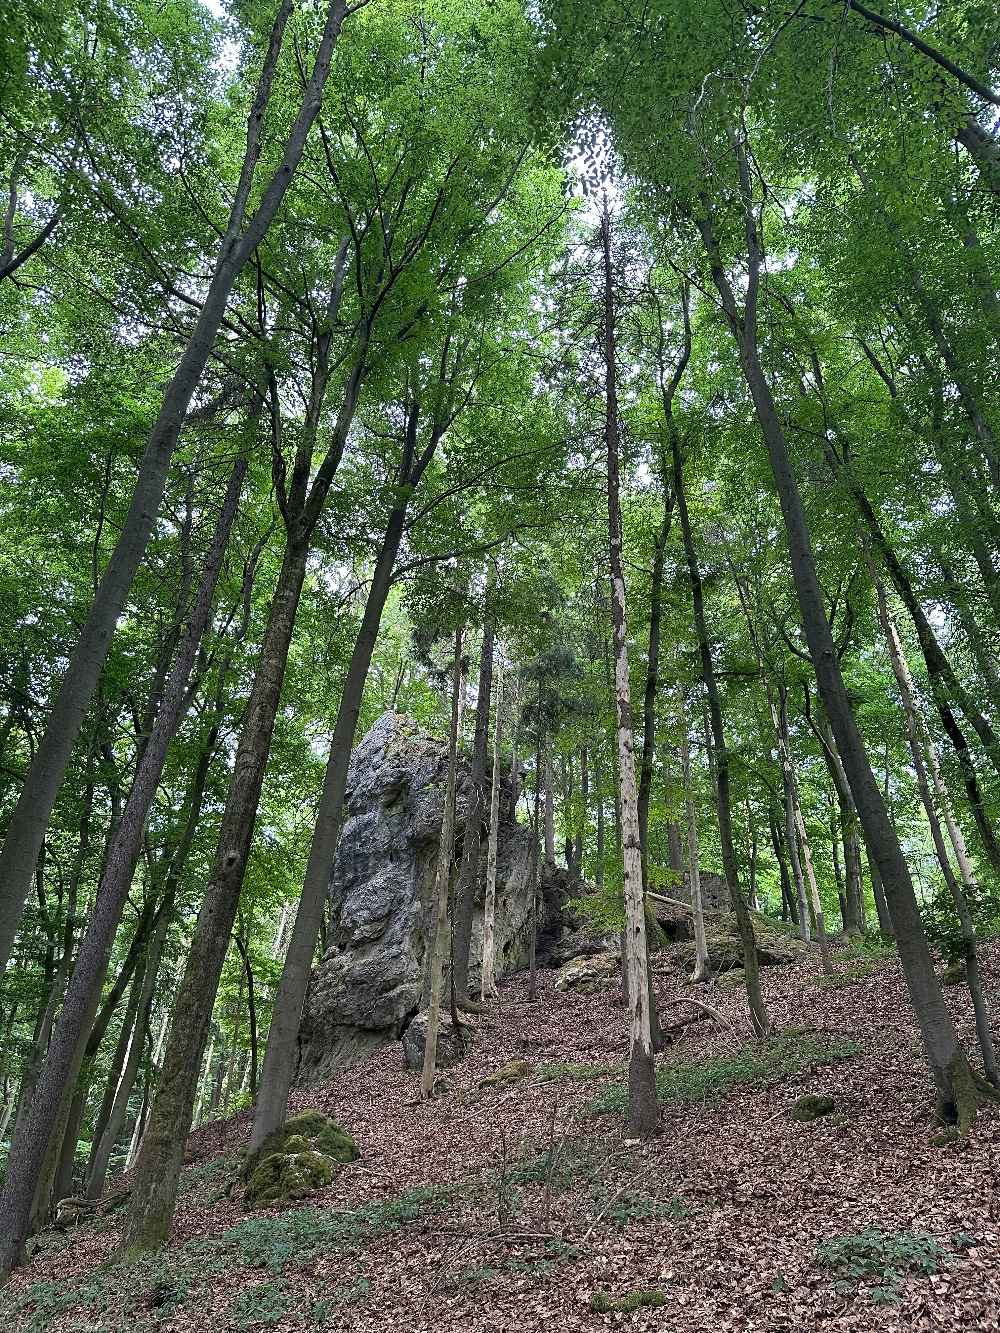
top-left (543, 754), bottom-right (555, 866)
top-left (869, 555), bottom-right (999, 1085)
top-left (0, 458), bottom-right (245, 1274)
top-left (528, 740), bottom-right (541, 1004)
top-left (775, 689), bottom-right (833, 974)
top-left (0, 0), bottom-right (349, 979)
top-left (602, 206), bottom-right (658, 1137)
top-left (480, 667), bottom-right (504, 1000)
top-left (694, 139), bottom-right (993, 1126)
top-left (420, 629), bottom-right (464, 1100)
top-left (681, 732), bottom-right (710, 984)
top-left (85, 897), bottom-right (171, 1199)
top-left (453, 619), bottom-right (495, 1003)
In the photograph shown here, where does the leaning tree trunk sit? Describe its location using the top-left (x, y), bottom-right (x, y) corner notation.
top-left (696, 151), bottom-right (994, 1127)
top-left (420, 629), bottom-right (464, 1100)
top-left (246, 500), bottom-right (410, 1166)
top-left (85, 894), bottom-right (171, 1200)
top-left (452, 618), bottom-right (495, 1005)
top-left (119, 533), bottom-right (311, 1257)
top-left (0, 0), bottom-right (349, 980)
top-left (480, 667), bottom-right (505, 1000)
top-left (870, 556), bottom-right (999, 1086)
top-left (0, 460), bottom-right (245, 1276)
top-left (602, 207), bottom-right (659, 1136)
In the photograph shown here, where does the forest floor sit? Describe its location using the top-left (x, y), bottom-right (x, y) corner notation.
top-left (4, 937), bottom-right (1000, 1332)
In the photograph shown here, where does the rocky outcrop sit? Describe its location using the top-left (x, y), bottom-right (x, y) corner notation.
top-left (296, 714), bottom-right (537, 1085)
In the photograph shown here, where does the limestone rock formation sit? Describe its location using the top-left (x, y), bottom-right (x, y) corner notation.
top-left (296, 714), bottom-right (537, 1085)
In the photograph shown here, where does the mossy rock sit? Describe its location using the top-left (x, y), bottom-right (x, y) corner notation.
top-left (244, 1149), bottom-right (337, 1208)
top-left (313, 1121), bottom-right (360, 1163)
top-left (281, 1134), bottom-right (311, 1155)
top-left (791, 1093), bottom-right (836, 1123)
top-left (284, 1109), bottom-right (331, 1139)
top-left (941, 960), bottom-right (967, 986)
top-left (478, 1059), bottom-right (534, 1088)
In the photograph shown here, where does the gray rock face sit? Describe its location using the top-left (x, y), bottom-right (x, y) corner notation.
top-left (296, 714), bottom-right (536, 1086)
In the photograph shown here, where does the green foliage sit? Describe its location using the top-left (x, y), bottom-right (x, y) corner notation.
top-left (815, 1229), bottom-right (950, 1304)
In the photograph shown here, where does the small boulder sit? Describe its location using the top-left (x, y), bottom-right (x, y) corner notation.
top-left (554, 950), bottom-right (619, 995)
top-left (477, 1059), bottom-right (534, 1088)
top-left (790, 1093), bottom-right (836, 1123)
top-left (550, 925), bottom-right (618, 968)
top-left (243, 1109), bottom-right (358, 1210)
top-left (401, 1011), bottom-right (474, 1072)
top-left (245, 1149), bottom-right (336, 1209)
top-left (941, 960), bottom-right (967, 986)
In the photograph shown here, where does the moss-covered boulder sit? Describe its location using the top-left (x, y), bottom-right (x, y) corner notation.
top-left (791, 1093), bottom-right (836, 1123)
top-left (554, 950), bottom-right (618, 994)
top-left (941, 960), bottom-right (967, 986)
top-left (478, 1059), bottom-right (534, 1088)
top-left (244, 1110), bottom-right (358, 1209)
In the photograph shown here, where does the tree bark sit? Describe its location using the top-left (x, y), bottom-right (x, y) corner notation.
top-left (246, 499), bottom-right (411, 1164)
top-left (420, 629), bottom-right (464, 1099)
top-left (119, 533), bottom-right (310, 1256)
top-left (671, 368), bottom-right (769, 1036)
top-left (452, 618), bottom-right (495, 1002)
top-left (480, 667), bottom-right (504, 1000)
top-left (869, 555), bottom-right (999, 1085)
top-left (602, 207), bottom-right (658, 1136)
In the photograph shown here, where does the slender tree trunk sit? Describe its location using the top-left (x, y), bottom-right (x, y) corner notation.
top-left (246, 501), bottom-right (410, 1163)
top-left (602, 207), bottom-right (658, 1136)
top-left (420, 630), bottom-right (464, 1099)
top-left (0, 0), bottom-right (349, 979)
top-left (768, 806), bottom-right (797, 925)
top-left (638, 497), bottom-right (672, 890)
top-left (575, 745), bottom-right (587, 879)
top-left (682, 733), bottom-right (710, 983)
top-left (595, 754), bottom-right (605, 891)
top-left (775, 689), bottom-right (833, 974)
top-left (543, 754), bottom-right (555, 866)
top-left (86, 897), bottom-right (171, 1199)
top-left (696, 153), bottom-right (992, 1125)
top-left (452, 618), bottom-right (495, 1003)
top-left (480, 668), bottom-right (504, 1000)
top-left (528, 740), bottom-right (541, 1004)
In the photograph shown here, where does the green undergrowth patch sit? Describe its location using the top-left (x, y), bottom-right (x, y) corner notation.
top-left (6, 1185), bottom-right (453, 1332)
top-left (590, 1288), bottom-right (668, 1313)
top-left (582, 1030), bottom-right (863, 1119)
top-left (815, 1228), bottom-right (964, 1305)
